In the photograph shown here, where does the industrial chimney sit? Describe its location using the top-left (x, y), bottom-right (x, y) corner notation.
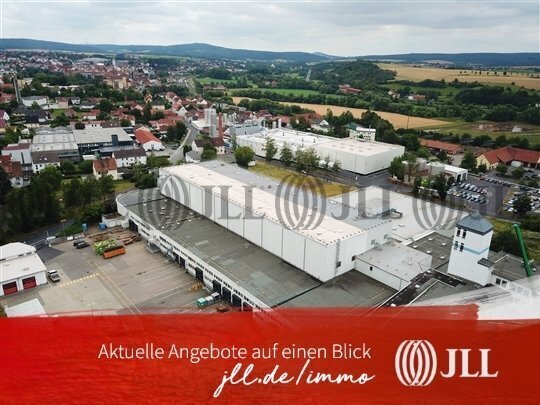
top-left (218, 112), bottom-right (224, 139)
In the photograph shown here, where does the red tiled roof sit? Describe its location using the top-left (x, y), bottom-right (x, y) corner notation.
top-left (480, 146), bottom-right (540, 165)
top-left (93, 157), bottom-right (117, 172)
top-left (134, 127), bottom-right (161, 145)
top-left (420, 139), bottom-right (464, 154)
top-left (212, 138), bottom-right (225, 147)
top-left (0, 155), bottom-right (22, 177)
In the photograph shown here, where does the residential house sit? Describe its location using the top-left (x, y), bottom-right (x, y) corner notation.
top-left (93, 157), bottom-right (119, 180)
top-left (0, 155), bottom-right (25, 187)
top-left (56, 97), bottom-right (69, 109)
top-left (112, 148), bottom-right (147, 168)
top-left (476, 146), bottom-right (540, 170)
top-left (31, 151), bottom-right (60, 173)
top-left (21, 95), bottom-right (49, 108)
top-left (311, 118), bottom-right (331, 133)
top-left (134, 127), bottom-right (164, 151)
top-left (2, 141), bottom-right (33, 175)
top-left (0, 109), bottom-right (10, 121)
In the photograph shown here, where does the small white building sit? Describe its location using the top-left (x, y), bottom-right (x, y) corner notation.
top-left (112, 148), bottom-right (147, 168)
top-left (21, 96), bottom-right (49, 108)
top-left (0, 243), bottom-right (47, 296)
top-left (31, 151), bottom-right (61, 174)
top-left (447, 212), bottom-right (494, 286)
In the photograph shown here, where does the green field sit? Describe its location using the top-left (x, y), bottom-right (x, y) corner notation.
top-left (487, 216), bottom-right (540, 263)
top-left (434, 120), bottom-right (540, 146)
top-left (230, 88), bottom-right (324, 97)
top-left (197, 76), bottom-right (239, 85)
top-left (249, 161), bottom-right (355, 197)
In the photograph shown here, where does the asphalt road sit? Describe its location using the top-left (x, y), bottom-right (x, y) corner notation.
top-left (169, 124), bottom-right (198, 163)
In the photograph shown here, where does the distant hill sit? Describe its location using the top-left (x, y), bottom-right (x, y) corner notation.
top-left (1, 38), bottom-right (329, 63)
top-left (359, 53), bottom-right (540, 67)
top-left (2, 39), bottom-right (538, 67)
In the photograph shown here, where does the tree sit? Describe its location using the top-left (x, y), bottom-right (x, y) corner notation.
top-left (331, 160), bottom-right (341, 173)
top-left (512, 166), bottom-right (525, 180)
top-left (280, 143), bottom-right (293, 166)
top-left (417, 147), bottom-right (431, 159)
top-left (388, 156), bottom-right (405, 180)
top-left (412, 176), bottom-right (422, 197)
top-left (74, 121), bottom-right (85, 130)
top-left (0, 166), bottom-right (12, 204)
top-left (433, 172), bottom-right (449, 200)
top-left (97, 99), bottom-right (114, 113)
top-left (263, 137), bottom-right (278, 162)
top-left (405, 154), bottom-right (418, 181)
top-left (60, 160), bottom-right (76, 175)
top-left (234, 146), bottom-right (255, 168)
top-left (460, 151), bottom-right (477, 172)
top-left (63, 177), bottom-right (83, 209)
top-left (37, 166), bottom-right (63, 191)
top-left (294, 148), bottom-right (319, 174)
top-left (98, 174), bottom-right (115, 202)
top-left (477, 163), bottom-right (488, 174)
top-left (437, 149), bottom-right (448, 163)
top-left (496, 163), bottom-right (508, 176)
top-left (201, 146), bottom-right (217, 161)
top-left (50, 113), bottom-right (70, 128)
top-left (513, 195), bottom-right (532, 216)
top-left (120, 118), bottom-right (132, 127)
top-left (136, 173), bottom-right (157, 189)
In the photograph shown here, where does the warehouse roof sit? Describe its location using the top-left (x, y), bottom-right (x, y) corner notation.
top-left (72, 127), bottom-right (132, 145)
top-left (122, 193), bottom-right (321, 307)
top-left (32, 127), bottom-right (78, 152)
top-left (282, 270), bottom-right (395, 308)
top-left (237, 128), bottom-right (403, 156)
top-left (160, 162), bottom-right (389, 246)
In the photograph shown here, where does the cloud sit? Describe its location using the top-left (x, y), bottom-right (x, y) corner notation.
top-left (2, 1), bottom-right (538, 55)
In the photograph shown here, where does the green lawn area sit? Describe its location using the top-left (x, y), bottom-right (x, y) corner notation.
top-left (230, 88), bottom-right (332, 98)
top-left (249, 161), bottom-right (355, 197)
top-left (487, 216), bottom-right (540, 263)
top-left (435, 121), bottom-right (540, 146)
top-left (384, 83), bottom-right (458, 97)
top-left (197, 76), bottom-right (239, 85)
top-left (114, 179), bottom-right (135, 194)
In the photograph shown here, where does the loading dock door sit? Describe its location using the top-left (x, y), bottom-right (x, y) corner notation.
top-left (232, 294), bottom-right (242, 307)
top-left (22, 277), bottom-right (37, 290)
top-left (2, 282), bottom-right (18, 295)
top-left (212, 280), bottom-right (222, 294)
top-left (242, 303), bottom-right (253, 312)
top-left (222, 287), bottom-right (231, 302)
top-left (179, 256), bottom-right (186, 268)
top-left (195, 268), bottom-right (204, 282)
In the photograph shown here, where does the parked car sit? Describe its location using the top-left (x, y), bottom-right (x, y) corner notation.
top-left (76, 241), bottom-right (90, 249)
top-left (47, 269), bottom-right (61, 283)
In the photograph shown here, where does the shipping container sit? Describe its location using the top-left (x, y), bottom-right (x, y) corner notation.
top-left (103, 245), bottom-right (126, 259)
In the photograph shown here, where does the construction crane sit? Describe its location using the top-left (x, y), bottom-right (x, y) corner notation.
top-left (512, 223), bottom-right (533, 278)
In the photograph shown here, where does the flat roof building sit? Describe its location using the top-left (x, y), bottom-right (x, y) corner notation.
top-left (159, 162), bottom-right (393, 281)
top-left (32, 127), bottom-right (79, 160)
top-left (236, 128), bottom-right (405, 174)
top-left (73, 127), bottom-right (134, 155)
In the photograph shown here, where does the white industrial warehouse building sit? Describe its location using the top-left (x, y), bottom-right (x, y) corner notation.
top-left (235, 128), bottom-right (405, 175)
top-left (116, 162), bottom-right (454, 310)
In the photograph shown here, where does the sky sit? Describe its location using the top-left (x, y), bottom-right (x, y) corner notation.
top-left (1, 1), bottom-right (539, 56)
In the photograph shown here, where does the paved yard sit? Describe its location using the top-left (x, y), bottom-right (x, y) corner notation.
top-left (1, 238), bottom-right (218, 315)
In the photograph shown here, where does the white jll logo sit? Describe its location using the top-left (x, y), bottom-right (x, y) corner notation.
top-left (395, 340), bottom-right (499, 387)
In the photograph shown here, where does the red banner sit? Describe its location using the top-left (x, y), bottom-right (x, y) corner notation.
top-left (1, 306), bottom-right (539, 403)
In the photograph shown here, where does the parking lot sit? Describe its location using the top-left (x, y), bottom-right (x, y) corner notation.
top-left (447, 176), bottom-right (512, 217)
top-left (0, 239), bottom-right (221, 315)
